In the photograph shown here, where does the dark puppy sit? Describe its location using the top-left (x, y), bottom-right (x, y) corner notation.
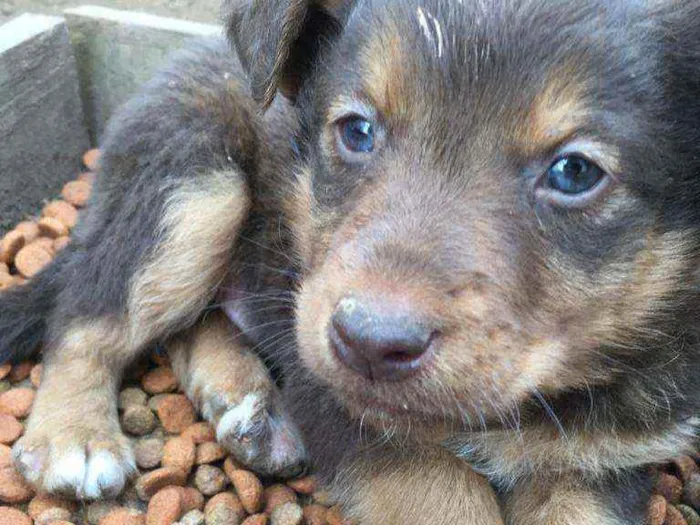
top-left (2, 1), bottom-right (700, 524)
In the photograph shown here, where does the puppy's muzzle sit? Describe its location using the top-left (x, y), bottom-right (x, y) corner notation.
top-left (329, 294), bottom-right (436, 381)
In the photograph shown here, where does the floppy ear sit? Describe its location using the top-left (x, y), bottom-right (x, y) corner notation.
top-left (224, 0), bottom-right (348, 108)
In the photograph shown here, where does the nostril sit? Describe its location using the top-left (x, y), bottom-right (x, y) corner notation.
top-left (329, 296), bottom-right (436, 381)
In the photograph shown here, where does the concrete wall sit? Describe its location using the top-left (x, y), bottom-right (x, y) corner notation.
top-left (0, 14), bottom-right (90, 233)
top-left (0, 6), bottom-right (222, 233)
top-left (65, 5), bottom-right (221, 142)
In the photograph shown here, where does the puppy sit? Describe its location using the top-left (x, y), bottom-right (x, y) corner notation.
top-left (2, 1), bottom-right (700, 524)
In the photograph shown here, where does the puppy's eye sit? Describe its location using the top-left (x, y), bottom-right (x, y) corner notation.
top-left (546, 155), bottom-right (605, 194)
top-left (339, 117), bottom-right (375, 154)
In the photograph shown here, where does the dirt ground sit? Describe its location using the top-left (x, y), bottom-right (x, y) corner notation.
top-left (0, 0), bottom-right (219, 25)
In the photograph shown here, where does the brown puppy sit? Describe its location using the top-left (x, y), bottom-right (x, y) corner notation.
top-left (2, 1), bottom-right (700, 524)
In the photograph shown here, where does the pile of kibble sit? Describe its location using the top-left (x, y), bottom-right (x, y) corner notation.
top-left (0, 150), bottom-right (351, 525)
top-left (0, 150), bottom-right (699, 525)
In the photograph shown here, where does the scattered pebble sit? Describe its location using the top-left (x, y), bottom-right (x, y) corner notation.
top-left (263, 485), bottom-right (297, 515)
top-left (302, 504), bottom-right (328, 525)
top-left (286, 476), bottom-right (317, 495)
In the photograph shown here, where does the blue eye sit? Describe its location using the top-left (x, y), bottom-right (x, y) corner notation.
top-left (546, 155), bottom-right (605, 194)
top-left (340, 117), bottom-right (375, 154)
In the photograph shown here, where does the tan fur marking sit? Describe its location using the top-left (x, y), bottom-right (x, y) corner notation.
top-left (167, 311), bottom-right (272, 423)
top-left (505, 475), bottom-right (623, 525)
top-left (361, 25), bottom-right (410, 119)
top-left (129, 170), bottom-right (249, 347)
top-left (338, 448), bottom-right (504, 525)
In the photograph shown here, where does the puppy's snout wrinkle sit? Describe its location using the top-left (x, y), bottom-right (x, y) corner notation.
top-left (329, 295), bottom-right (436, 381)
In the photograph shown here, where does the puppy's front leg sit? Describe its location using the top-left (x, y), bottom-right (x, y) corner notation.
top-left (502, 471), bottom-right (650, 525)
top-left (168, 310), bottom-right (307, 477)
top-left (335, 446), bottom-right (504, 525)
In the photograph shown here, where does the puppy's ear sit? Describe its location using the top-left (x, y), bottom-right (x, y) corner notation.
top-left (224, 0), bottom-right (349, 108)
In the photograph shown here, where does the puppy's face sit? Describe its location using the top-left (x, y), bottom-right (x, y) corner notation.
top-left (267, 0), bottom-right (700, 436)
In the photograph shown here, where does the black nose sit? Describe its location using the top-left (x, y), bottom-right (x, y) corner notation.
top-left (329, 296), bottom-right (435, 381)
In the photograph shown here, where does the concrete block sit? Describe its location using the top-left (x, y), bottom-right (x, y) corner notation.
top-left (0, 14), bottom-right (90, 233)
top-left (64, 5), bottom-right (221, 142)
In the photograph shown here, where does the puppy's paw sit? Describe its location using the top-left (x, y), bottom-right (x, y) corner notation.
top-left (209, 392), bottom-right (308, 478)
top-left (13, 429), bottom-right (136, 500)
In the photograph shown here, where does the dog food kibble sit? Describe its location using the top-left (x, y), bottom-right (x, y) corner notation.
top-left (196, 442), bottom-right (226, 465)
top-left (8, 361), bottom-right (32, 383)
top-left (0, 231), bottom-right (25, 265)
top-left (0, 415), bottom-right (22, 445)
top-left (286, 475), bottom-right (317, 495)
top-left (146, 486), bottom-right (183, 525)
top-left (686, 474), bottom-right (700, 509)
top-left (100, 508), bottom-right (146, 525)
top-left (178, 509), bottom-right (205, 525)
top-left (325, 505), bottom-right (351, 525)
top-left (28, 494), bottom-right (77, 519)
top-left (54, 236), bottom-right (71, 252)
top-left (656, 472), bottom-right (684, 504)
top-left (35, 507), bottom-right (73, 525)
top-left (135, 438), bottom-right (165, 470)
top-left (37, 217), bottom-right (69, 239)
top-left (678, 505), bottom-right (700, 525)
top-left (182, 422), bottom-right (216, 444)
top-left (230, 469), bottom-right (264, 514)
top-left (270, 502), bottom-right (303, 525)
top-left (302, 504), bottom-right (328, 525)
top-left (119, 387), bottom-right (149, 410)
top-left (14, 222), bottom-right (39, 243)
top-left (0, 507), bottom-right (32, 525)
top-left (141, 366), bottom-right (178, 394)
top-left (666, 503), bottom-right (689, 525)
top-left (43, 200), bottom-right (79, 229)
top-left (122, 405), bottom-right (157, 436)
top-left (194, 465), bottom-right (228, 496)
top-left (86, 501), bottom-right (121, 524)
top-left (178, 487), bottom-right (204, 514)
top-left (82, 148), bottom-right (101, 171)
top-left (263, 485), bottom-right (297, 515)
top-left (241, 514), bottom-right (268, 525)
top-left (136, 467), bottom-right (188, 501)
top-left (29, 363), bottom-right (42, 388)
top-left (0, 152), bottom-right (354, 524)
top-left (0, 388), bottom-right (35, 418)
top-left (162, 437), bottom-right (196, 474)
top-left (61, 180), bottom-right (92, 208)
top-left (14, 244), bottom-right (52, 278)
top-left (0, 456), bottom-right (34, 504)
top-left (156, 394), bottom-right (196, 433)
top-left (204, 492), bottom-right (245, 525)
